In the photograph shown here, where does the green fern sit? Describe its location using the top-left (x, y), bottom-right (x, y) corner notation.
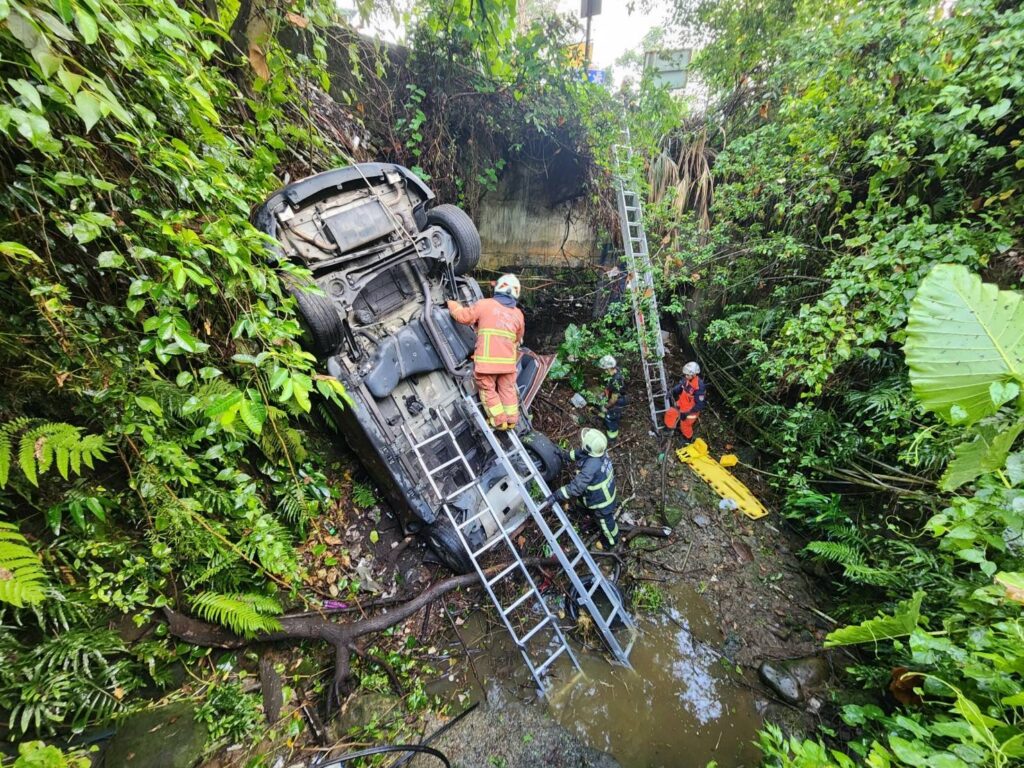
top-left (190, 591), bottom-right (283, 637)
top-left (844, 377), bottom-right (908, 418)
top-left (0, 419), bottom-right (109, 488)
top-left (277, 483), bottom-right (316, 528)
top-left (257, 411), bottom-right (307, 463)
top-left (804, 539), bottom-right (893, 586)
top-left (805, 539), bottom-right (864, 565)
top-left (352, 481), bottom-right (376, 509)
top-left (31, 629), bottom-right (125, 678)
top-left (0, 522), bottom-right (47, 607)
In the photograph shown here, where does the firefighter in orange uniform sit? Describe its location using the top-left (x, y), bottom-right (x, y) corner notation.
top-left (447, 274), bottom-right (525, 430)
top-left (669, 361), bottom-right (706, 441)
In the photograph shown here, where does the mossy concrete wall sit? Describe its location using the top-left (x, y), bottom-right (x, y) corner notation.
top-left (475, 168), bottom-right (598, 271)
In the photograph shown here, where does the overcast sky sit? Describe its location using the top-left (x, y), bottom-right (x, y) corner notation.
top-left (557, 0), bottom-right (668, 71)
top-left (341, 0), bottom-right (672, 75)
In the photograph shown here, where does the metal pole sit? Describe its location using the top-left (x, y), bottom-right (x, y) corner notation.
top-left (584, 12), bottom-right (592, 69)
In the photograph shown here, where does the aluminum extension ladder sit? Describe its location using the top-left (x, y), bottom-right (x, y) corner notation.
top-left (401, 393), bottom-right (634, 695)
top-left (613, 142), bottom-right (671, 431)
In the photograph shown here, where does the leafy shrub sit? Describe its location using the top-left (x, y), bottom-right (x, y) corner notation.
top-left (195, 682), bottom-right (264, 744)
top-left (0, 0), bottom-right (345, 740)
top-left (652, 0), bottom-right (1024, 762)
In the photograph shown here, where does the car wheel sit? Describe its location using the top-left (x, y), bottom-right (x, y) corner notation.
top-left (283, 276), bottom-right (344, 359)
top-left (521, 430), bottom-right (563, 484)
top-left (422, 518), bottom-right (474, 574)
top-left (427, 204), bottom-right (481, 276)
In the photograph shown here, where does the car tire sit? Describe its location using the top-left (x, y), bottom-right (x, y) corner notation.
top-left (283, 276), bottom-right (344, 359)
top-left (521, 430), bottom-right (563, 484)
top-left (422, 518), bottom-right (474, 574)
top-left (427, 204), bottom-right (481, 276)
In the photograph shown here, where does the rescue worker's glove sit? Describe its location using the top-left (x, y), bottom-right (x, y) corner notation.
top-left (446, 300), bottom-right (459, 312)
top-left (542, 493), bottom-right (559, 508)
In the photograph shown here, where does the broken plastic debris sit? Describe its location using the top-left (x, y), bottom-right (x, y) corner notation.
top-left (718, 498), bottom-right (739, 512)
top-left (570, 393), bottom-right (588, 408)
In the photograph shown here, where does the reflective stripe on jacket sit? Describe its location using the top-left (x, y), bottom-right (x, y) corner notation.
top-left (450, 297), bottom-right (525, 374)
top-left (557, 450), bottom-right (617, 511)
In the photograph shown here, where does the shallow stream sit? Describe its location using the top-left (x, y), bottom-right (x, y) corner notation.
top-left (432, 581), bottom-right (764, 767)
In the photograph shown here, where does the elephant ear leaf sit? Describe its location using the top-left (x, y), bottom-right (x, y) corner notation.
top-left (905, 264), bottom-right (1024, 426)
top-left (941, 422), bottom-right (1024, 491)
top-left (824, 591), bottom-right (925, 647)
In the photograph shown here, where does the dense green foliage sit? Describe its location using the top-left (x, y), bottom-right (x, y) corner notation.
top-left (0, 0), bottom-right (352, 740)
top-left (0, 0), bottom-right (607, 754)
top-left (8, 0), bottom-right (1022, 760)
top-left (644, 0), bottom-right (1024, 764)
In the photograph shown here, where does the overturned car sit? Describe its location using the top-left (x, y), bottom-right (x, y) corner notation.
top-left (255, 164), bottom-right (562, 573)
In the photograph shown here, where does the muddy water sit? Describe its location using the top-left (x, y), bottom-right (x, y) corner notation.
top-left (434, 582), bottom-right (764, 767)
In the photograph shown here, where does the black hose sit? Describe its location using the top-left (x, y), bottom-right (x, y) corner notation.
top-left (391, 702), bottom-right (479, 767)
top-left (314, 744), bottom-right (450, 767)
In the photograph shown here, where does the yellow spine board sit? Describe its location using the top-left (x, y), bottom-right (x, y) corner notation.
top-left (676, 439), bottom-right (769, 520)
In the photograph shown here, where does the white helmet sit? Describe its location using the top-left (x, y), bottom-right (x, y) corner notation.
top-left (581, 428), bottom-right (608, 457)
top-left (598, 355), bottom-right (617, 370)
top-left (683, 361), bottom-right (701, 377)
top-left (494, 274), bottom-right (521, 299)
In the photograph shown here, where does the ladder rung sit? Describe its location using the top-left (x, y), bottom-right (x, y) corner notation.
top-left (519, 616), bottom-right (551, 645)
top-left (487, 562), bottom-right (519, 587)
top-left (413, 431), bottom-right (451, 451)
top-left (550, 526), bottom-right (566, 540)
top-left (472, 535), bottom-right (504, 558)
top-left (429, 455), bottom-right (463, 475)
top-left (503, 590), bottom-right (534, 616)
top-left (535, 644), bottom-right (568, 676)
top-left (458, 506), bottom-right (492, 530)
top-left (444, 479), bottom-right (478, 501)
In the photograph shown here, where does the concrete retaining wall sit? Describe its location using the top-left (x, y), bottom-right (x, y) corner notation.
top-left (475, 170), bottom-right (598, 271)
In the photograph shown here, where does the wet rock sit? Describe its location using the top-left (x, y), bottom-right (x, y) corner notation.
top-left (759, 661), bottom-right (801, 703)
top-left (722, 631), bottom-right (744, 661)
top-left (735, 446), bottom-right (758, 465)
top-left (787, 656), bottom-right (829, 690)
top-left (334, 691), bottom-right (397, 737)
top-left (759, 656), bottom-right (829, 704)
top-left (102, 701), bottom-right (208, 768)
top-left (731, 540), bottom-right (754, 563)
top-left (693, 513), bottom-right (711, 529)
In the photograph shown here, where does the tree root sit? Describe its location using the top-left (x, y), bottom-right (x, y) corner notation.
top-left (620, 523), bottom-right (674, 543)
top-left (164, 557), bottom-right (555, 711)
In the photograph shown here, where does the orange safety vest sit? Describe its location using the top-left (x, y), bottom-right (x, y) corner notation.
top-left (449, 297), bottom-right (525, 374)
top-left (664, 378), bottom-right (700, 431)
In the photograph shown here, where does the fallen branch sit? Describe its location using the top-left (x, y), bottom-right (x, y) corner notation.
top-left (620, 523), bottom-right (673, 543)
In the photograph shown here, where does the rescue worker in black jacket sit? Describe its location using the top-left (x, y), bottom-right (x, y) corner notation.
top-left (545, 428), bottom-right (619, 548)
top-left (598, 354), bottom-right (627, 442)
